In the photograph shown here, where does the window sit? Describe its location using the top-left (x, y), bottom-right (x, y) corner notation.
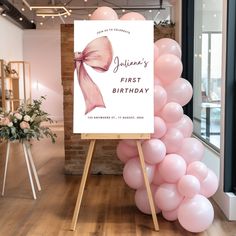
top-left (193, 0), bottom-right (223, 150)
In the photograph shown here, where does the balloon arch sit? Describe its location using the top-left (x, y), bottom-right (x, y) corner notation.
top-left (89, 6), bottom-right (219, 233)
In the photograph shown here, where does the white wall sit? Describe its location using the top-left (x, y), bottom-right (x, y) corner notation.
top-left (0, 16), bottom-right (23, 61)
top-left (23, 29), bottom-right (63, 121)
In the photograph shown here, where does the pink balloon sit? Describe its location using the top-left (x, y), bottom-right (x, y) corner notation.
top-left (162, 208), bottom-right (178, 221)
top-left (187, 161), bottom-right (209, 181)
top-left (90, 6), bottom-right (118, 20)
top-left (120, 12), bottom-right (145, 20)
top-left (155, 38), bottom-right (181, 58)
top-left (165, 78), bottom-right (193, 106)
top-left (116, 140), bottom-right (138, 163)
top-left (166, 115), bottom-right (193, 138)
top-left (122, 139), bottom-right (138, 147)
top-left (155, 183), bottom-right (183, 211)
top-left (154, 44), bottom-right (160, 61)
top-left (123, 158), bottom-right (155, 189)
top-left (152, 165), bottom-right (165, 186)
top-left (177, 138), bottom-right (205, 164)
top-left (154, 85), bottom-right (167, 115)
top-left (200, 169), bottom-right (219, 198)
top-left (151, 116), bottom-right (167, 139)
top-left (161, 128), bottom-right (184, 153)
top-left (177, 175), bottom-right (200, 198)
top-left (178, 194), bottom-right (214, 233)
top-left (159, 154), bottom-right (186, 183)
top-left (135, 184), bottom-right (160, 215)
top-left (154, 54), bottom-right (183, 85)
top-left (161, 102), bottom-right (183, 123)
top-left (142, 139), bottom-right (166, 165)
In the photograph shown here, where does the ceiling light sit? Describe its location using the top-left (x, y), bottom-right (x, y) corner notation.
top-left (52, 16), bottom-right (54, 19)
top-left (122, 9), bottom-right (125, 13)
top-left (84, 0), bottom-right (88, 2)
top-left (22, 7), bottom-right (25, 11)
top-left (40, 22), bottom-right (43, 25)
top-left (2, 13), bottom-right (6, 16)
top-left (31, 20), bottom-right (34, 23)
top-left (149, 10), bottom-right (152, 13)
top-left (88, 13), bottom-right (91, 17)
top-left (64, 15), bottom-right (67, 18)
top-left (19, 17), bottom-right (23, 21)
top-left (22, 0), bottom-right (70, 17)
top-left (69, 9), bottom-right (72, 13)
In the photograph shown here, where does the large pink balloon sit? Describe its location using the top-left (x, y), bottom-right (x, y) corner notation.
top-left (142, 139), bottom-right (166, 165)
top-left (161, 102), bottom-right (183, 123)
top-left (187, 161), bottom-right (209, 182)
top-left (178, 194), bottom-right (214, 233)
top-left (154, 85), bottom-right (167, 115)
top-left (155, 183), bottom-right (183, 211)
top-left (155, 38), bottom-right (181, 58)
top-left (159, 154), bottom-right (186, 183)
top-left (151, 116), bottom-right (167, 139)
top-left (134, 184), bottom-right (160, 215)
top-left (177, 175), bottom-right (200, 198)
top-left (200, 169), bottom-right (219, 198)
top-left (123, 158), bottom-right (155, 189)
top-left (154, 44), bottom-right (160, 61)
top-left (90, 6), bottom-right (118, 20)
top-left (165, 78), bottom-right (193, 106)
top-left (161, 128), bottom-right (184, 153)
top-left (162, 208), bottom-right (178, 221)
top-left (116, 140), bottom-right (138, 163)
top-left (120, 12), bottom-right (145, 20)
top-left (152, 165), bottom-right (165, 186)
top-left (166, 115), bottom-right (193, 138)
top-left (177, 138), bottom-right (205, 164)
top-left (154, 54), bottom-right (183, 85)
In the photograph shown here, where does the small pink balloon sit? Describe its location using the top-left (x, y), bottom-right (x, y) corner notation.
top-left (154, 54), bottom-right (183, 85)
top-left (116, 140), bottom-right (138, 163)
top-left (162, 208), bottom-right (178, 221)
top-left (151, 116), bottom-right (167, 139)
top-left (122, 139), bottom-right (138, 147)
top-left (165, 78), bottom-right (193, 106)
top-left (135, 184), bottom-right (160, 215)
top-left (154, 77), bottom-right (163, 86)
top-left (161, 128), bottom-right (184, 153)
top-left (142, 139), bottom-right (166, 165)
top-left (154, 44), bottom-right (160, 61)
top-left (155, 38), bottom-right (181, 58)
top-left (161, 102), bottom-right (183, 123)
top-left (155, 183), bottom-right (183, 211)
top-left (152, 165), bottom-right (165, 186)
top-left (154, 85), bottom-right (167, 115)
top-left (120, 12), bottom-right (145, 20)
top-left (90, 6), bottom-right (118, 20)
top-left (166, 115), bottom-right (193, 138)
top-left (177, 138), bottom-right (205, 164)
top-left (178, 194), bottom-right (214, 233)
top-left (178, 175), bottom-right (200, 198)
top-left (187, 161), bottom-right (209, 181)
top-left (123, 158), bottom-right (155, 189)
top-left (200, 169), bottom-right (219, 198)
top-left (159, 154), bottom-right (186, 183)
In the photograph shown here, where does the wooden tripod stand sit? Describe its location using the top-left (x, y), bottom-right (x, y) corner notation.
top-left (70, 133), bottom-right (159, 232)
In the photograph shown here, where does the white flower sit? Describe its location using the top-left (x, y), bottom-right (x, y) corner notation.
top-left (24, 115), bottom-right (31, 122)
top-left (7, 122), bottom-right (13, 127)
top-left (14, 113), bottom-right (22, 120)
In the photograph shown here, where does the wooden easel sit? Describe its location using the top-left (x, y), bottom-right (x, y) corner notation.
top-left (70, 133), bottom-right (159, 231)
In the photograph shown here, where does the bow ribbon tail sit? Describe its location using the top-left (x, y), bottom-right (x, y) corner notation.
top-left (76, 62), bottom-right (106, 114)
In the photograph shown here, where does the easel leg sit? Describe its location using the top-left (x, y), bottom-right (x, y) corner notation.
top-left (70, 139), bottom-right (96, 231)
top-left (136, 140), bottom-right (159, 231)
top-left (25, 143), bottom-right (41, 191)
top-left (23, 143), bottom-right (37, 200)
top-left (2, 141), bottom-right (11, 196)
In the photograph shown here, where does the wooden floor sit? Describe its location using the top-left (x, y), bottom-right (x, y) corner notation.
top-left (0, 128), bottom-right (236, 236)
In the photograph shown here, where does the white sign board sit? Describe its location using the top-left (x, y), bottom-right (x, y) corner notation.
top-left (73, 20), bottom-right (154, 133)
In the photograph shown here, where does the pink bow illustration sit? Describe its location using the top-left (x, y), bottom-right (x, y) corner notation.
top-left (74, 36), bottom-right (113, 114)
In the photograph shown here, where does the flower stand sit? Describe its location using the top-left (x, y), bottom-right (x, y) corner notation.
top-left (1, 140), bottom-right (41, 199)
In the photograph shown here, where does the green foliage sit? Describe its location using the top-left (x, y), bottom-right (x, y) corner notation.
top-left (0, 96), bottom-right (57, 143)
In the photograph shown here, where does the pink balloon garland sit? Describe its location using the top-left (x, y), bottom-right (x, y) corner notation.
top-left (89, 7), bottom-right (219, 233)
